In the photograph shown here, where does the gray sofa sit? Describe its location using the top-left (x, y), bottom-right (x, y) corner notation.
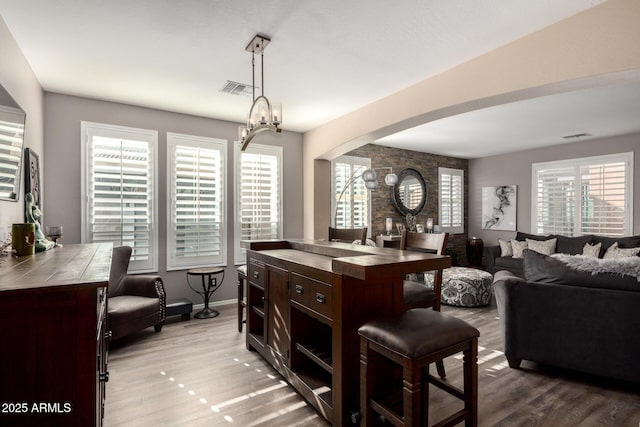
top-left (484, 232), bottom-right (640, 277)
top-left (493, 249), bottom-right (640, 383)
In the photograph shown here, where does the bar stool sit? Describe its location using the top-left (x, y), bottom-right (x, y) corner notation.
top-left (358, 308), bottom-right (479, 426)
top-left (237, 264), bottom-right (247, 332)
top-left (187, 267), bottom-right (224, 319)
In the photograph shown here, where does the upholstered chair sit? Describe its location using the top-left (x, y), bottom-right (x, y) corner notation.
top-left (108, 246), bottom-right (166, 340)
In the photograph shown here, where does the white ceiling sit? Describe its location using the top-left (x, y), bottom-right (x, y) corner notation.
top-left (3, 0), bottom-right (636, 159)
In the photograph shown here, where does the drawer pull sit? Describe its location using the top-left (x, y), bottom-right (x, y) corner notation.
top-left (315, 293), bottom-right (326, 304)
top-left (99, 371), bottom-right (110, 382)
top-left (295, 285), bottom-right (304, 294)
top-left (104, 331), bottom-right (113, 341)
top-left (253, 271), bottom-right (260, 279)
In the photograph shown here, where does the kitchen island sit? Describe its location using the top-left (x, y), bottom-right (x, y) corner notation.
top-left (245, 239), bottom-right (450, 425)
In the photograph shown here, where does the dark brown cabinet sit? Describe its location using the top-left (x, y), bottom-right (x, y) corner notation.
top-left (0, 243), bottom-right (112, 427)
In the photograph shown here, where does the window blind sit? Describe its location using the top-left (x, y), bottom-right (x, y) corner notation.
top-left (82, 122), bottom-right (158, 273)
top-left (168, 133), bottom-right (226, 269)
top-left (439, 167), bottom-right (464, 233)
top-left (234, 143), bottom-right (282, 264)
top-left (532, 153), bottom-right (633, 237)
top-left (332, 156), bottom-right (370, 229)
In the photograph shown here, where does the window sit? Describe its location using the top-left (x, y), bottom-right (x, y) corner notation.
top-left (532, 152), bottom-right (633, 237)
top-left (331, 155), bottom-right (370, 229)
top-left (439, 167), bottom-right (464, 234)
top-left (167, 133), bottom-right (226, 270)
top-left (234, 143), bottom-right (282, 264)
top-left (81, 122), bottom-right (158, 272)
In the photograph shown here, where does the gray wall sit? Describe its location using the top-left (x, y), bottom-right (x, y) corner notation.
top-left (0, 16), bottom-right (44, 237)
top-left (43, 93), bottom-right (304, 303)
top-left (468, 132), bottom-right (640, 246)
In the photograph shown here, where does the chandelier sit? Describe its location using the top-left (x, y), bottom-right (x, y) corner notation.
top-left (238, 34), bottom-right (282, 151)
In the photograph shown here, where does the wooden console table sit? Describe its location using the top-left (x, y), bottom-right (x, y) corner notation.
top-left (0, 243), bottom-right (112, 427)
top-left (245, 239), bottom-right (450, 425)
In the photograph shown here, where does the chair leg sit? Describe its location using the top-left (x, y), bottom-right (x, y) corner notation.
top-left (360, 338), bottom-right (376, 427)
top-left (154, 323), bottom-right (163, 333)
top-left (403, 361), bottom-right (423, 427)
top-left (463, 339), bottom-right (478, 427)
top-left (436, 359), bottom-right (446, 379)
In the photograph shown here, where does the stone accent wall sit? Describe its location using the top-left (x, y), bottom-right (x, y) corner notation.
top-left (346, 144), bottom-right (469, 265)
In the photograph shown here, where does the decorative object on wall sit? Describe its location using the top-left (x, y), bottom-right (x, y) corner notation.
top-left (238, 34), bottom-right (282, 151)
top-left (392, 168), bottom-right (426, 216)
top-left (482, 185), bottom-right (517, 231)
top-left (24, 148), bottom-right (41, 208)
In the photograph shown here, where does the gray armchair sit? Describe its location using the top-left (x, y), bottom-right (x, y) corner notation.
top-left (108, 246), bottom-right (166, 340)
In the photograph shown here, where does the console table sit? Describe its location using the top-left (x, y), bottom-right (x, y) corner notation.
top-left (245, 239), bottom-right (450, 426)
top-left (0, 243), bottom-right (112, 427)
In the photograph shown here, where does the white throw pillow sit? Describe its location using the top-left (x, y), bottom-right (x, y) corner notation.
top-left (498, 239), bottom-right (513, 257)
top-left (526, 238), bottom-right (557, 256)
top-left (511, 240), bottom-right (528, 258)
top-left (582, 242), bottom-right (601, 258)
top-left (603, 242), bottom-right (640, 259)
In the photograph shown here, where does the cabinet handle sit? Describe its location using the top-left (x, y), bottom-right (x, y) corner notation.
top-left (104, 331), bottom-right (113, 341)
top-left (99, 371), bottom-right (110, 382)
top-left (253, 271), bottom-right (260, 279)
top-left (295, 285), bottom-right (304, 294)
top-left (315, 293), bottom-right (325, 304)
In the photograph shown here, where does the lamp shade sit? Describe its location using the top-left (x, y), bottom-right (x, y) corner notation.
top-left (362, 169), bottom-right (377, 182)
top-left (384, 173), bottom-right (398, 185)
top-left (365, 180), bottom-right (379, 190)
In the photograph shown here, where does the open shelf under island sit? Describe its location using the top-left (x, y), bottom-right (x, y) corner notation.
top-left (245, 239), bottom-right (451, 426)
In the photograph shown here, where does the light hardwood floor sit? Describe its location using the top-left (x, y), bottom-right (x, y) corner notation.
top-left (105, 302), bottom-right (640, 426)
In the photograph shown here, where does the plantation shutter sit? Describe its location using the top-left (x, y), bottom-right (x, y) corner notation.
top-left (167, 133), bottom-right (226, 269)
top-left (532, 153), bottom-right (632, 237)
top-left (83, 122), bottom-right (157, 272)
top-left (234, 144), bottom-right (282, 264)
top-left (439, 167), bottom-right (464, 233)
top-left (332, 156), bottom-right (370, 229)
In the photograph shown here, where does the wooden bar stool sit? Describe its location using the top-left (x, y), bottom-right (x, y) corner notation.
top-left (358, 308), bottom-right (479, 426)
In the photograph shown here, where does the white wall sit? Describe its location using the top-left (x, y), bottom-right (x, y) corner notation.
top-left (468, 132), bottom-right (640, 246)
top-left (43, 93), bottom-right (304, 303)
top-left (0, 16), bottom-right (44, 238)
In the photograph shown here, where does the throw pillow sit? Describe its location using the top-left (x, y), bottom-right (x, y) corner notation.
top-left (526, 238), bottom-right (557, 255)
top-left (498, 238), bottom-right (513, 257)
top-left (511, 239), bottom-right (528, 258)
top-left (582, 242), bottom-right (601, 258)
top-left (524, 249), bottom-right (640, 291)
top-left (603, 242), bottom-right (640, 259)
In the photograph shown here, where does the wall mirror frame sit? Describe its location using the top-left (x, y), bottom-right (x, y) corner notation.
top-left (392, 167), bottom-right (427, 216)
top-left (0, 83), bottom-right (26, 202)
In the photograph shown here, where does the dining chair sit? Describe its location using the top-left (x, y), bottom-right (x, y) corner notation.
top-left (328, 226), bottom-right (367, 245)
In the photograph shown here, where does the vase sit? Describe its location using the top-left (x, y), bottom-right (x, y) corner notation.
top-left (466, 237), bottom-right (484, 267)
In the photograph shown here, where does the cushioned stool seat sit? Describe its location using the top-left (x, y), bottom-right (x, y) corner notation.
top-left (359, 308), bottom-right (479, 426)
top-left (422, 267), bottom-right (493, 307)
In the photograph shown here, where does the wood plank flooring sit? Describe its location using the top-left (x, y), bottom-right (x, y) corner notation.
top-left (104, 303), bottom-right (640, 426)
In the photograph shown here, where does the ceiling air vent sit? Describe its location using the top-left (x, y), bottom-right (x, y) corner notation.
top-left (220, 80), bottom-right (256, 96)
top-left (562, 132), bottom-right (592, 140)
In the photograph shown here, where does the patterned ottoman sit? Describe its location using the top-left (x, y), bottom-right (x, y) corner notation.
top-left (419, 267), bottom-right (493, 307)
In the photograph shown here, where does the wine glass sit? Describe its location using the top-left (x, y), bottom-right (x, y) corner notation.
top-left (46, 226), bottom-right (63, 247)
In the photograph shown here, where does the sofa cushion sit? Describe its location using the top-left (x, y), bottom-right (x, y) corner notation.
top-left (592, 235), bottom-right (640, 257)
top-left (498, 238), bottom-right (513, 256)
top-left (495, 256), bottom-right (523, 271)
top-left (515, 232), bottom-right (548, 242)
top-left (526, 237), bottom-right (557, 255)
top-left (603, 242), bottom-right (640, 259)
top-left (511, 240), bottom-right (529, 258)
top-left (523, 249), bottom-right (640, 292)
top-left (582, 242), bottom-right (601, 258)
top-left (551, 234), bottom-right (593, 255)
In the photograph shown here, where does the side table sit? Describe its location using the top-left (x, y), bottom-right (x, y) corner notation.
top-left (187, 267), bottom-right (225, 319)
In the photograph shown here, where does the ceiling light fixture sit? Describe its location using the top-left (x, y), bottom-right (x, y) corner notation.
top-left (238, 34), bottom-right (282, 151)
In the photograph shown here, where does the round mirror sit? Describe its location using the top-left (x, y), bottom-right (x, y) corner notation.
top-left (392, 168), bottom-right (427, 216)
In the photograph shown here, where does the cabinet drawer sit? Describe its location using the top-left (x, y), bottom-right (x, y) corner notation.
top-left (291, 273), bottom-right (332, 320)
top-left (249, 261), bottom-right (265, 288)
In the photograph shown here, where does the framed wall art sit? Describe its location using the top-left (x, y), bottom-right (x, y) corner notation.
top-left (482, 185), bottom-right (517, 231)
top-left (24, 147), bottom-right (41, 208)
